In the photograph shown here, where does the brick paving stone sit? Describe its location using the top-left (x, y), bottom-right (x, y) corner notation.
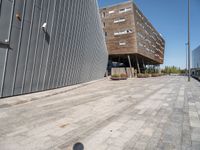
top-left (0, 76), bottom-right (200, 149)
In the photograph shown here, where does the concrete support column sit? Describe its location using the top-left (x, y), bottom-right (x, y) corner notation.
top-left (127, 55), bottom-right (133, 78)
top-left (142, 58), bottom-right (145, 73)
top-left (136, 55), bottom-right (141, 74)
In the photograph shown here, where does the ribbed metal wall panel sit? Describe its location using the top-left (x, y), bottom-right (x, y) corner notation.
top-left (0, 0), bottom-right (108, 98)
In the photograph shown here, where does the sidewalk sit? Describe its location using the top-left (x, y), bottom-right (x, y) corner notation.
top-left (0, 76), bottom-right (200, 150)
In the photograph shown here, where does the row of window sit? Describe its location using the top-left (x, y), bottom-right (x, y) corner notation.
top-left (135, 9), bottom-right (164, 45)
top-left (137, 33), bottom-right (151, 44)
top-left (137, 32), bottom-right (163, 52)
top-left (138, 42), bottom-right (162, 55)
top-left (102, 7), bottom-right (132, 18)
top-left (119, 7), bottom-right (131, 13)
top-left (136, 11), bottom-right (157, 35)
top-left (114, 29), bottom-right (133, 36)
top-left (137, 22), bottom-right (156, 40)
top-left (102, 17), bottom-right (126, 28)
top-left (153, 32), bottom-right (164, 44)
top-left (136, 10), bottom-right (143, 20)
top-left (145, 22), bottom-right (153, 31)
top-left (137, 20), bottom-right (164, 44)
top-left (154, 41), bottom-right (163, 49)
top-left (114, 18), bottom-right (126, 23)
top-left (119, 41), bottom-right (126, 46)
top-left (104, 29), bottom-right (132, 37)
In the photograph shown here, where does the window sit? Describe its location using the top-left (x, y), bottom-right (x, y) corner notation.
top-left (153, 32), bottom-right (157, 36)
top-left (156, 42), bottom-right (160, 46)
top-left (105, 32), bottom-right (107, 36)
top-left (127, 29), bottom-right (133, 33)
top-left (126, 8), bottom-right (132, 12)
top-left (158, 38), bottom-right (162, 43)
top-left (119, 41), bottom-right (126, 46)
top-left (145, 39), bottom-right (151, 44)
top-left (145, 30), bottom-right (148, 34)
top-left (136, 10), bottom-right (142, 18)
top-left (103, 22), bottom-right (105, 27)
top-left (119, 8), bottom-right (125, 13)
top-left (137, 22), bottom-right (144, 29)
top-left (114, 31), bottom-right (125, 36)
top-left (114, 29), bottom-right (133, 36)
top-left (109, 10), bottom-right (115, 14)
top-left (114, 18), bottom-right (126, 23)
top-left (137, 32), bottom-right (144, 39)
top-left (119, 7), bottom-right (131, 13)
top-left (151, 49), bottom-right (155, 53)
top-left (138, 42), bottom-right (143, 47)
top-left (102, 12), bottom-right (105, 17)
top-left (151, 35), bottom-right (156, 41)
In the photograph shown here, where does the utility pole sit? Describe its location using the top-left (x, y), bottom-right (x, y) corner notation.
top-left (188, 0), bottom-right (191, 82)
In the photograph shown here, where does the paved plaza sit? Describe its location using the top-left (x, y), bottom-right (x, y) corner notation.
top-left (0, 76), bottom-right (200, 150)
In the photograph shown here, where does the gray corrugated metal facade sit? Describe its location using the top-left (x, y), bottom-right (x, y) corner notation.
top-left (0, 0), bottom-right (108, 98)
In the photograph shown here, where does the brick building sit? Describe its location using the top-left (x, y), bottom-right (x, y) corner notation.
top-left (100, 1), bottom-right (165, 73)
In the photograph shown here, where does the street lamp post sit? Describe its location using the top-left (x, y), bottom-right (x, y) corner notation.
top-left (186, 43), bottom-right (188, 75)
top-left (188, 0), bottom-right (191, 82)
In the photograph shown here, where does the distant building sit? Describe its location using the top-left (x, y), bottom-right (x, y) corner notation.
top-left (192, 45), bottom-right (200, 79)
top-left (100, 1), bottom-right (165, 73)
top-left (0, 0), bottom-right (108, 98)
top-left (192, 46), bottom-right (200, 68)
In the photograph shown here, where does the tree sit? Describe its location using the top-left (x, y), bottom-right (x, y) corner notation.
top-left (161, 66), bottom-right (185, 74)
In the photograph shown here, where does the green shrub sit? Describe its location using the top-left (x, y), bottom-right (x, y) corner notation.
top-left (120, 73), bottom-right (128, 78)
top-left (111, 74), bottom-right (120, 78)
top-left (137, 73), bottom-right (149, 78)
top-left (151, 73), bottom-right (163, 77)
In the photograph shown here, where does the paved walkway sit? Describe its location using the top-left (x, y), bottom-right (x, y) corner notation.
top-left (0, 76), bottom-right (200, 150)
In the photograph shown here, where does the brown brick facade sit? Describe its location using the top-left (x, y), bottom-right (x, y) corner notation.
top-left (100, 1), bottom-right (165, 65)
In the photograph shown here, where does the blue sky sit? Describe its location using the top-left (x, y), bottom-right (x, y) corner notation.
top-left (98, 0), bottom-right (200, 69)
